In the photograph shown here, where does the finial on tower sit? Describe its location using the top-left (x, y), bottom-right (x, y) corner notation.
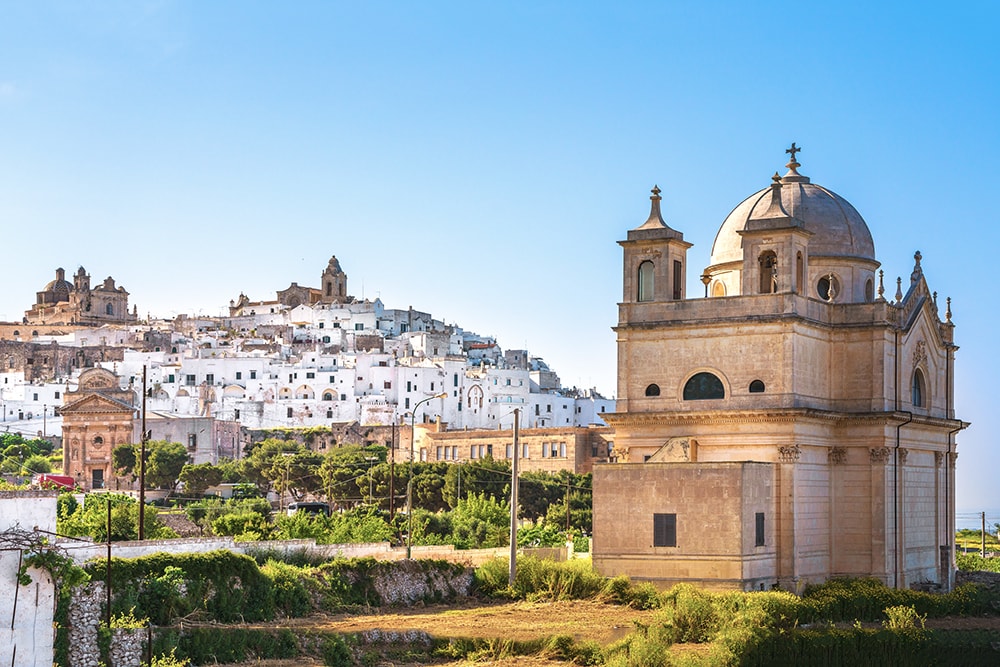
top-left (636, 184), bottom-right (669, 229)
top-left (910, 250), bottom-right (923, 285)
top-left (877, 269), bottom-right (885, 301)
top-left (946, 297), bottom-right (952, 323)
top-left (895, 277), bottom-right (903, 303)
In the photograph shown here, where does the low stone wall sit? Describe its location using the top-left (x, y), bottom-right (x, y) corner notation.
top-left (66, 582), bottom-right (103, 667)
top-left (62, 535), bottom-right (515, 568)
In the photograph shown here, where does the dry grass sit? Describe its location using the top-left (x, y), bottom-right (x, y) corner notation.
top-left (209, 599), bottom-right (655, 666)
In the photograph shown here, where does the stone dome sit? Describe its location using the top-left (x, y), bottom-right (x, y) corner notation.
top-left (709, 159), bottom-right (875, 267)
top-left (42, 268), bottom-right (74, 302)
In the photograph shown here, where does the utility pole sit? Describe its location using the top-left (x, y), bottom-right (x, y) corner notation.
top-left (389, 420), bottom-right (396, 518)
top-left (509, 408), bottom-right (520, 587)
top-left (138, 365), bottom-right (148, 541)
top-left (565, 476), bottom-right (571, 532)
top-left (982, 512), bottom-right (987, 558)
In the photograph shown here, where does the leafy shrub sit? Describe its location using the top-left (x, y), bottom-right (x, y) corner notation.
top-left (320, 635), bottom-right (352, 666)
top-left (957, 553), bottom-right (1000, 573)
top-left (260, 559), bottom-right (311, 617)
top-left (146, 648), bottom-right (189, 667)
top-left (658, 583), bottom-right (718, 643)
top-left (602, 576), bottom-right (663, 609)
top-left (474, 556), bottom-right (606, 601)
top-left (88, 550), bottom-right (274, 623)
top-left (800, 577), bottom-right (994, 621)
top-left (883, 604), bottom-right (926, 630)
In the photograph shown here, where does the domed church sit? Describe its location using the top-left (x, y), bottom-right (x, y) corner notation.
top-left (593, 145), bottom-right (968, 592)
top-left (25, 266), bottom-right (136, 326)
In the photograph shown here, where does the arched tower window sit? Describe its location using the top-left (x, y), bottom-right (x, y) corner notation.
top-left (645, 383), bottom-right (660, 397)
top-left (865, 278), bottom-right (874, 302)
top-left (912, 368), bottom-right (926, 408)
top-left (759, 251), bottom-right (778, 294)
top-left (796, 252), bottom-right (804, 294)
top-left (712, 281), bottom-right (726, 298)
top-left (637, 261), bottom-right (654, 302)
top-left (749, 380), bottom-right (765, 393)
top-left (106, 303), bottom-right (114, 315)
top-left (683, 372), bottom-right (725, 400)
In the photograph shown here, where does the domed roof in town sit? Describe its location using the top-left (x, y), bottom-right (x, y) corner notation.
top-left (709, 147), bottom-right (875, 266)
top-left (43, 268), bottom-right (73, 298)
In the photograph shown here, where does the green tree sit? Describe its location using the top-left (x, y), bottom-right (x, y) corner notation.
top-left (242, 438), bottom-right (301, 495)
top-left (178, 462), bottom-right (223, 496)
top-left (449, 492), bottom-right (510, 549)
top-left (211, 511), bottom-right (272, 540)
top-left (443, 458), bottom-right (510, 508)
top-left (23, 454), bottom-right (52, 475)
top-left (58, 493), bottom-right (176, 541)
top-left (519, 471), bottom-right (567, 522)
top-left (266, 449), bottom-right (324, 501)
top-left (318, 445), bottom-right (371, 507)
top-left (112, 443), bottom-right (137, 479)
top-left (410, 462), bottom-right (450, 512)
top-left (145, 441), bottom-right (189, 490)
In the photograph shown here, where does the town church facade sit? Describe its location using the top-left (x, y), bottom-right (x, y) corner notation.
top-left (593, 147), bottom-right (967, 592)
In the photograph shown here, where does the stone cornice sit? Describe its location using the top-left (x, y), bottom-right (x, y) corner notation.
top-left (602, 408), bottom-right (964, 430)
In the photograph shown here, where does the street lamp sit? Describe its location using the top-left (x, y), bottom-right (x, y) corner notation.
top-left (406, 392), bottom-right (447, 558)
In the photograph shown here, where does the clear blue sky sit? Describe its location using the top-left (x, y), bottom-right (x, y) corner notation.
top-left (1, 2), bottom-right (996, 509)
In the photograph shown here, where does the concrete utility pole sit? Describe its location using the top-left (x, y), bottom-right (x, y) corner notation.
top-left (389, 421), bottom-right (396, 519)
top-left (509, 408), bottom-right (520, 587)
top-left (982, 512), bottom-right (987, 558)
top-left (138, 365), bottom-right (148, 541)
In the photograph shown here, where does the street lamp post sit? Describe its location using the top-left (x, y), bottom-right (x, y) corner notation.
top-left (406, 392), bottom-right (447, 558)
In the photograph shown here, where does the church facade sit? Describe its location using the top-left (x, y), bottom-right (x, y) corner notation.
top-left (593, 147), bottom-right (967, 592)
top-left (25, 266), bottom-right (136, 326)
top-left (58, 367), bottom-right (136, 491)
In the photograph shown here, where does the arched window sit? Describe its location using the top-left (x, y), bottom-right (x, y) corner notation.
top-left (645, 384), bottom-right (660, 397)
top-left (759, 251), bottom-right (778, 294)
top-left (865, 278), bottom-right (874, 302)
top-left (93, 436), bottom-right (103, 445)
top-left (683, 372), bottom-right (725, 400)
top-left (818, 275), bottom-right (840, 301)
top-left (912, 369), bottom-right (926, 408)
top-left (637, 261), bottom-right (654, 302)
top-left (712, 281), bottom-right (726, 298)
top-left (322, 391), bottom-right (334, 401)
top-left (796, 252), bottom-right (804, 294)
top-left (749, 380), bottom-right (765, 393)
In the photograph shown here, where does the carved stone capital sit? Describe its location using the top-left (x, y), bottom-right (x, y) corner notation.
top-left (778, 444), bottom-right (801, 463)
top-left (935, 452), bottom-right (944, 467)
top-left (949, 452), bottom-right (958, 468)
top-left (828, 447), bottom-right (847, 465)
top-left (870, 447), bottom-right (892, 465)
top-left (898, 448), bottom-right (909, 465)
